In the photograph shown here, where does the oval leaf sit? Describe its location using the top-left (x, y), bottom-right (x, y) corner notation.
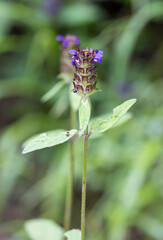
top-left (24, 219), bottom-right (63, 240)
top-left (79, 98), bottom-right (91, 136)
top-left (22, 129), bottom-right (78, 154)
top-left (113, 112), bottom-right (133, 127)
top-left (64, 229), bottom-right (81, 240)
top-left (41, 80), bottom-right (65, 102)
top-left (91, 99), bottom-right (136, 134)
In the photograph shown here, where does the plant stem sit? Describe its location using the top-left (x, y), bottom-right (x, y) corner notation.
top-left (64, 106), bottom-right (76, 231)
top-left (81, 126), bottom-right (88, 240)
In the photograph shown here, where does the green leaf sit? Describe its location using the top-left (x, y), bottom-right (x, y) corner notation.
top-left (24, 219), bottom-right (64, 240)
top-left (64, 229), bottom-right (81, 240)
top-left (79, 98), bottom-right (91, 136)
top-left (58, 3), bottom-right (106, 27)
top-left (22, 129), bottom-right (78, 154)
top-left (41, 80), bottom-right (65, 102)
top-left (113, 112), bottom-right (133, 127)
top-left (91, 99), bottom-right (136, 134)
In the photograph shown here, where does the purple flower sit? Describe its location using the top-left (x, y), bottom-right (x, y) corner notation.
top-left (93, 58), bottom-right (102, 63)
top-left (93, 50), bottom-right (103, 63)
top-left (56, 35), bottom-right (80, 48)
top-left (69, 50), bottom-right (77, 55)
top-left (56, 35), bottom-right (64, 41)
top-left (63, 40), bottom-right (69, 47)
top-left (69, 50), bottom-right (79, 65)
top-left (75, 39), bottom-right (80, 45)
top-left (95, 50), bottom-right (103, 59)
top-left (71, 59), bottom-right (76, 66)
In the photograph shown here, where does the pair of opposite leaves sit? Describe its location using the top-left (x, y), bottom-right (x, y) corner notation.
top-left (22, 98), bottom-right (136, 154)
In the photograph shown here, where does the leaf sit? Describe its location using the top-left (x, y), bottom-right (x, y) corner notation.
top-left (22, 129), bottom-right (78, 154)
top-left (113, 112), bottom-right (133, 128)
top-left (58, 3), bottom-right (106, 27)
top-left (89, 113), bottom-right (132, 140)
top-left (91, 99), bottom-right (136, 134)
top-left (64, 229), bottom-right (81, 240)
top-left (41, 80), bottom-right (65, 102)
top-left (24, 219), bottom-right (64, 240)
top-left (79, 98), bottom-right (91, 136)
top-left (50, 87), bottom-right (69, 118)
top-left (90, 112), bottom-right (132, 129)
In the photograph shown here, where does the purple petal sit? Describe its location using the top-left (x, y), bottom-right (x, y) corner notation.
top-left (63, 40), bottom-right (69, 47)
top-left (95, 52), bottom-right (103, 59)
top-left (98, 50), bottom-right (103, 57)
top-left (93, 57), bottom-right (102, 63)
top-left (56, 35), bottom-right (64, 41)
top-left (71, 59), bottom-right (76, 66)
top-left (93, 58), bottom-right (98, 63)
top-left (74, 39), bottom-right (80, 45)
top-left (69, 49), bottom-right (77, 55)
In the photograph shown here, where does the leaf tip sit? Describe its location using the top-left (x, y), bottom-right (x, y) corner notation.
top-left (22, 148), bottom-right (28, 154)
top-left (40, 95), bottom-right (47, 103)
top-left (131, 98), bottom-right (137, 104)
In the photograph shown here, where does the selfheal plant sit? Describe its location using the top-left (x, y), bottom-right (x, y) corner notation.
top-left (42, 34), bottom-right (80, 103)
top-left (41, 34), bottom-right (81, 232)
top-left (56, 35), bottom-right (80, 75)
top-left (22, 46), bottom-right (136, 240)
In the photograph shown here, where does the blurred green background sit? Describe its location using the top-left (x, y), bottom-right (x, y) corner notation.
top-left (0, 0), bottom-right (163, 239)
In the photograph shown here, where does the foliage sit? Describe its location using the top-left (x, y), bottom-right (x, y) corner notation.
top-left (0, 0), bottom-right (163, 240)
top-left (24, 219), bottom-right (64, 240)
top-left (24, 219), bottom-right (81, 240)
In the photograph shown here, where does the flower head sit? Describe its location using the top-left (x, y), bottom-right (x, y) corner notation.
top-left (56, 34), bottom-right (80, 75)
top-left (56, 35), bottom-right (80, 48)
top-left (69, 48), bottom-right (103, 97)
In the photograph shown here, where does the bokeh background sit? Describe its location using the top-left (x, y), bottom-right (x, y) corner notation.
top-left (0, 0), bottom-right (163, 239)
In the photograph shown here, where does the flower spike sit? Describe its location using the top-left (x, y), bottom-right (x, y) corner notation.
top-left (69, 48), bottom-right (103, 98)
top-left (56, 34), bottom-right (80, 75)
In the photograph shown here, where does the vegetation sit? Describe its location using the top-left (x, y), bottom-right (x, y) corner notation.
top-left (0, 1), bottom-right (163, 240)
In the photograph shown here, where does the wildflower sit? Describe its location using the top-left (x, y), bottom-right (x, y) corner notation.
top-left (56, 35), bottom-right (80, 75)
top-left (69, 48), bottom-right (103, 97)
top-left (56, 35), bottom-right (64, 41)
top-left (56, 35), bottom-right (80, 49)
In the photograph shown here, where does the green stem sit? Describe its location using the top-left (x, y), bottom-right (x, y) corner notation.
top-left (64, 106), bottom-right (76, 231)
top-left (81, 126), bottom-right (88, 240)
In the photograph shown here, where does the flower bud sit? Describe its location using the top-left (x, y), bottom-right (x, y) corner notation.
top-left (69, 48), bottom-right (103, 97)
